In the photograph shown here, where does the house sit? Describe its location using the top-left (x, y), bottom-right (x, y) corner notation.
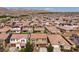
top-left (70, 34), bottom-right (79, 46)
top-left (57, 25), bottom-right (79, 33)
top-left (30, 34), bottom-right (47, 47)
top-left (34, 27), bottom-right (45, 33)
top-left (48, 34), bottom-right (71, 50)
top-left (22, 26), bottom-right (33, 34)
top-left (45, 26), bottom-right (61, 34)
top-left (0, 26), bottom-right (11, 34)
top-left (0, 34), bottom-right (9, 48)
top-left (11, 26), bottom-right (21, 33)
top-left (10, 34), bottom-right (29, 49)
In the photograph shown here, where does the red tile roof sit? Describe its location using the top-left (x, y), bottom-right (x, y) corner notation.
top-left (11, 34), bottom-right (29, 39)
top-left (0, 26), bottom-right (11, 32)
top-left (46, 26), bottom-right (61, 34)
top-left (30, 34), bottom-right (47, 39)
top-left (48, 34), bottom-right (70, 46)
top-left (0, 34), bottom-right (9, 40)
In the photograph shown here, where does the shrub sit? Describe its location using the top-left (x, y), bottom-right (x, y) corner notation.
top-left (20, 42), bottom-right (34, 52)
top-left (47, 44), bottom-right (53, 52)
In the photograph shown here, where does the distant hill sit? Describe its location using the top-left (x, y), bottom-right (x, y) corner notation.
top-left (0, 7), bottom-right (8, 11)
top-left (0, 7), bottom-right (48, 16)
top-left (0, 7), bottom-right (79, 16)
top-left (0, 7), bottom-right (9, 15)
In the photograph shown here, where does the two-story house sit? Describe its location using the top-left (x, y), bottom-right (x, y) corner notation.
top-left (10, 34), bottom-right (29, 49)
top-left (30, 34), bottom-right (48, 47)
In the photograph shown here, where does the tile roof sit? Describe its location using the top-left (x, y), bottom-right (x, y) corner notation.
top-left (0, 26), bottom-right (11, 32)
top-left (30, 34), bottom-right (47, 39)
top-left (48, 34), bottom-right (70, 46)
top-left (45, 26), bottom-right (61, 34)
top-left (0, 34), bottom-right (9, 40)
top-left (11, 34), bottom-right (29, 39)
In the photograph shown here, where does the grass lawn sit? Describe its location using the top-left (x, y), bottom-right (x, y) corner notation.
top-left (21, 32), bottom-right (30, 34)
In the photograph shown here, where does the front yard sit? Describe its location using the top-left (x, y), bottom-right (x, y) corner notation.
top-left (21, 32), bottom-right (30, 34)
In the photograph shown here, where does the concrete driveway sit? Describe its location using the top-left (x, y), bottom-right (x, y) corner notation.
top-left (53, 45), bottom-right (61, 52)
top-left (39, 47), bottom-right (47, 52)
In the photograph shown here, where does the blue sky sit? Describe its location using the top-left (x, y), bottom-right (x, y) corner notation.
top-left (6, 7), bottom-right (79, 12)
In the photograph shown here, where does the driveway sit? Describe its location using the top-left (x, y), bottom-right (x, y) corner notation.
top-left (9, 47), bottom-right (18, 52)
top-left (39, 47), bottom-right (47, 52)
top-left (53, 45), bottom-right (61, 52)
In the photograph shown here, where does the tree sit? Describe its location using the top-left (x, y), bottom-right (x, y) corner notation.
top-left (0, 45), bottom-right (4, 52)
top-left (47, 44), bottom-right (53, 52)
top-left (71, 45), bottom-right (78, 51)
top-left (20, 42), bottom-right (34, 52)
top-left (25, 42), bottom-right (34, 52)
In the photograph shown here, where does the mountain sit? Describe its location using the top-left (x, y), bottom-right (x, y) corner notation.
top-left (0, 7), bottom-right (48, 16)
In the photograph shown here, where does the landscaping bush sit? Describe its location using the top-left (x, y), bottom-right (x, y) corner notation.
top-left (20, 42), bottom-right (34, 52)
top-left (47, 44), bottom-right (53, 52)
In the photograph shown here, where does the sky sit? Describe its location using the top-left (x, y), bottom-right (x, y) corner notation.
top-left (6, 7), bottom-right (79, 12)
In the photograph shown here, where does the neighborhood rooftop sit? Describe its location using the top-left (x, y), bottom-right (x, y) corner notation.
top-left (0, 8), bottom-right (79, 52)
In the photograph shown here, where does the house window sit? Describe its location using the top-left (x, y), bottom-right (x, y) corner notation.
top-left (21, 46), bottom-right (24, 48)
top-left (11, 39), bottom-right (15, 41)
top-left (21, 40), bottom-right (25, 42)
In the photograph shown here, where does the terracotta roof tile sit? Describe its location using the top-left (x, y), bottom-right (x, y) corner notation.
top-left (0, 34), bottom-right (9, 40)
top-left (48, 34), bottom-right (70, 46)
top-left (30, 34), bottom-right (47, 39)
top-left (11, 34), bottom-right (29, 39)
